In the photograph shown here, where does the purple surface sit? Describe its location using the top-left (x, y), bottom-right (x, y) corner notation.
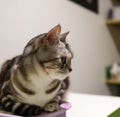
top-left (55, 112), bottom-right (66, 117)
top-left (60, 102), bottom-right (72, 110)
top-left (0, 102), bottom-right (71, 117)
top-left (0, 113), bottom-right (22, 117)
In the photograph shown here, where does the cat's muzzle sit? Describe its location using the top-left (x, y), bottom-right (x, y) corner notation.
top-left (60, 65), bottom-right (72, 73)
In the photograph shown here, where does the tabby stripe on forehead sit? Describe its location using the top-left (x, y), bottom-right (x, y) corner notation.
top-left (46, 80), bottom-right (61, 94)
top-left (12, 76), bottom-right (35, 95)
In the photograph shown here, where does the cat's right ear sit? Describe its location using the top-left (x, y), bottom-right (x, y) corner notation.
top-left (43, 25), bottom-right (61, 46)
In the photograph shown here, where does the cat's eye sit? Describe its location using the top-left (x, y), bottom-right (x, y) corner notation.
top-left (61, 57), bottom-right (67, 65)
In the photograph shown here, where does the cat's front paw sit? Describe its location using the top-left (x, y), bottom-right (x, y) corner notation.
top-left (44, 102), bottom-right (59, 112)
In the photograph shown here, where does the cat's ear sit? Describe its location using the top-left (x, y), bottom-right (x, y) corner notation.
top-left (43, 24), bottom-right (61, 46)
top-left (60, 31), bottom-right (69, 42)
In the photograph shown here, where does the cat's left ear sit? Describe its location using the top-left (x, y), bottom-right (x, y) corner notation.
top-left (60, 31), bottom-right (69, 42)
top-left (43, 24), bottom-right (61, 46)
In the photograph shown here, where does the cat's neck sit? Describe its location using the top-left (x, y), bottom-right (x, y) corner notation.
top-left (17, 55), bottom-right (60, 89)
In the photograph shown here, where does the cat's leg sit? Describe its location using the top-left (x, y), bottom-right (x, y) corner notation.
top-left (44, 90), bottom-right (67, 112)
top-left (44, 79), bottom-right (69, 112)
top-left (44, 95), bottom-right (60, 112)
top-left (0, 95), bottom-right (42, 116)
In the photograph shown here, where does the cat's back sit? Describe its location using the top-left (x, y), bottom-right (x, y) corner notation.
top-left (0, 56), bottom-right (20, 88)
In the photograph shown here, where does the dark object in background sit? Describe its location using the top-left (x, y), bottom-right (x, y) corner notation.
top-left (70, 0), bottom-right (98, 13)
top-left (111, 0), bottom-right (120, 6)
top-left (107, 8), bottom-right (113, 19)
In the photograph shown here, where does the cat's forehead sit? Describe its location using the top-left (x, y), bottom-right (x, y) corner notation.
top-left (58, 41), bottom-right (65, 48)
top-left (56, 41), bottom-right (72, 58)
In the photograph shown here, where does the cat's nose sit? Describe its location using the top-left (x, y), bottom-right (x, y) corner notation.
top-left (69, 67), bottom-right (72, 72)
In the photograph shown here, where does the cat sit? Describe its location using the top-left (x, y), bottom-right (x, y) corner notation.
top-left (0, 24), bottom-right (73, 116)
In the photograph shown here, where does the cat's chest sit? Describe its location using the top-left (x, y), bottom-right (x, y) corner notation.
top-left (20, 74), bottom-right (61, 107)
top-left (13, 56), bottom-right (62, 107)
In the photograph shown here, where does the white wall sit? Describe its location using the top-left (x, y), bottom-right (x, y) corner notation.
top-left (0, 0), bottom-right (119, 95)
top-left (99, 0), bottom-right (113, 18)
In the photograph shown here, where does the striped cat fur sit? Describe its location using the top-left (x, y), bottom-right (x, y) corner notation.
top-left (0, 25), bottom-right (73, 116)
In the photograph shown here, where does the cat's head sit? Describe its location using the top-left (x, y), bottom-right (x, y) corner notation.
top-left (23, 25), bottom-right (73, 80)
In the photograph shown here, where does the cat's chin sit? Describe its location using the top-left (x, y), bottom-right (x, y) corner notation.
top-left (49, 72), bottom-right (69, 80)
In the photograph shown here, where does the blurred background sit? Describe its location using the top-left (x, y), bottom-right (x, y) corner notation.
top-left (0, 0), bottom-right (120, 96)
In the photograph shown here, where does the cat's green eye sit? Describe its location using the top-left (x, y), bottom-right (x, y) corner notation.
top-left (61, 57), bottom-right (66, 65)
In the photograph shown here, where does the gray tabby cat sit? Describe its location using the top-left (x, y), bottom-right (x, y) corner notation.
top-left (0, 25), bottom-right (73, 116)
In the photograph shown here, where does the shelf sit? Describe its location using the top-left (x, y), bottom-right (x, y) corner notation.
top-left (111, 0), bottom-right (120, 6)
top-left (106, 19), bottom-right (120, 54)
top-left (106, 20), bottom-right (120, 25)
top-left (106, 79), bottom-right (120, 85)
top-left (106, 79), bottom-right (120, 96)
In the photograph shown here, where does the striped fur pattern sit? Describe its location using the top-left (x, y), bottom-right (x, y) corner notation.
top-left (0, 25), bottom-right (73, 116)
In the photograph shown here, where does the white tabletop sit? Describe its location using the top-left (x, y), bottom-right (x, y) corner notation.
top-left (67, 93), bottom-right (120, 117)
